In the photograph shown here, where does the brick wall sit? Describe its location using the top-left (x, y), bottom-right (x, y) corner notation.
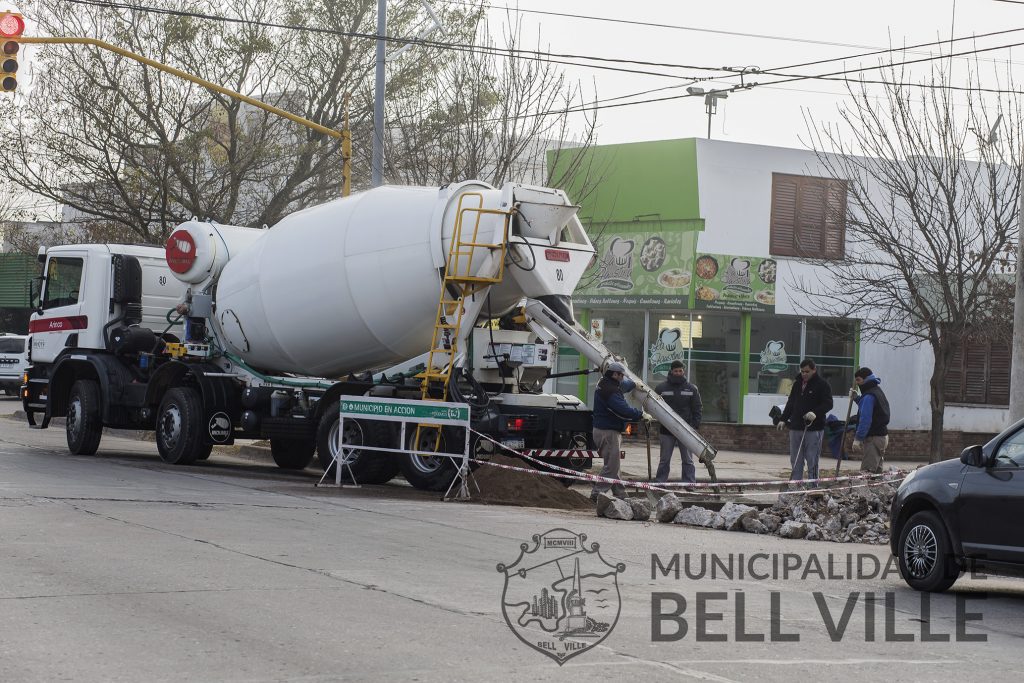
top-left (625, 423), bottom-right (998, 461)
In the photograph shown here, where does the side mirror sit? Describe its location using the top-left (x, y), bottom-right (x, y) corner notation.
top-left (29, 276), bottom-right (43, 313)
top-left (960, 444), bottom-right (989, 468)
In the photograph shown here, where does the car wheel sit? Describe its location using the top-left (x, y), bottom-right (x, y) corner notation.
top-left (66, 379), bottom-right (103, 455)
top-left (897, 510), bottom-right (960, 592)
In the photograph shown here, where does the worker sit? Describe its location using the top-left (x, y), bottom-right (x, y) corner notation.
top-left (850, 367), bottom-right (890, 474)
top-left (590, 361), bottom-right (647, 501)
top-left (654, 360), bottom-right (703, 483)
top-left (776, 358), bottom-right (833, 481)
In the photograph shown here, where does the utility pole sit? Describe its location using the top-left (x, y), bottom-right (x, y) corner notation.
top-left (371, 0), bottom-right (386, 188)
top-left (1010, 163), bottom-right (1024, 421)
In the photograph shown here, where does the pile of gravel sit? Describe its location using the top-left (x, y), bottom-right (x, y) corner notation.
top-left (651, 481), bottom-right (900, 545)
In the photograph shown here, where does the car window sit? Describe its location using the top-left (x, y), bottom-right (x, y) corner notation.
top-left (42, 257), bottom-right (84, 310)
top-left (0, 338), bottom-right (25, 353)
top-left (994, 428), bottom-right (1024, 466)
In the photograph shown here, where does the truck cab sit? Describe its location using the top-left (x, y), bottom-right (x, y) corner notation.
top-left (29, 244), bottom-right (186, 364)
top-left (23, 244), bottom-right (189, 434)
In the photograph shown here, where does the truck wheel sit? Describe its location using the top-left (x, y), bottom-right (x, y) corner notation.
top-left (155, 387), bottom-right (206, 465)
top-left (271, 438), bottom-right (316, 470)
top-left (399, 426), bottom-right (460, 492)
top-left (316, 402), bottom-right (399, 484)
top-left (897, 510), bottom-right (961, 592)
top-left (66, 379), bottom-right (103, 455)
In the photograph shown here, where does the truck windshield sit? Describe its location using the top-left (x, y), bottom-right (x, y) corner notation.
top-left (42, 257), bottom-right (84, 310)
top-left (0, 338), bottom-right (25, 353)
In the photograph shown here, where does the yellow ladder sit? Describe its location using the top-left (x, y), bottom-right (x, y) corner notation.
top-left (413, 193), bottom-right (512, 452)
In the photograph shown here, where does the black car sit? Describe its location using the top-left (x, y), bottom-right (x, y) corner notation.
top-left (890, 419), bottom-right (1024, 592)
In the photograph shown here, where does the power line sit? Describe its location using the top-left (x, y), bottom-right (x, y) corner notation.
top-left (53, 0), bottom-right (1024, 95)
top-left (44, 0), bottom-right (1024, 125)
top-left (474, 1), bottom-right (1024, 70)
top-left (55, 0), bottom-right (726, 80)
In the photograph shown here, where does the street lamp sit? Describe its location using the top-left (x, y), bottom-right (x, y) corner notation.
top-left (686, 86), bottom-right (729, 139)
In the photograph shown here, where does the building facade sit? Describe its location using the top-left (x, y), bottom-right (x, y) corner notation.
top-left (552, 138), bottom-right (1009, 435)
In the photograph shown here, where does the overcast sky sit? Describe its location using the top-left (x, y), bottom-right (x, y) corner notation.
top-left (486, 0), bottom-right (1024, 150)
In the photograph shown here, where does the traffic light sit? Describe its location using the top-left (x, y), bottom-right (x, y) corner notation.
top-left (0, 11), bottom-right (24, 92)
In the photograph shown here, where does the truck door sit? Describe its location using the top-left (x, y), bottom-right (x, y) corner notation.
top-left (30, 253), bottom-right (88, 364)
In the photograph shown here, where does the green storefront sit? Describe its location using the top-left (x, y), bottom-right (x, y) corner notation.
top-left (550, 139), bottom-right (856, 424)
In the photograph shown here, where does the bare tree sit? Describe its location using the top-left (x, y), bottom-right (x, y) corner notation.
top-left (380, 14), bottom-right (599, 190)
top-left (797, 65), bottom-right (1021, 462)
top-left (0, 0), bottom-right (482, 243)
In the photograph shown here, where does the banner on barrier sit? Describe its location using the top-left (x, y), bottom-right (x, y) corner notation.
top-left (340, 396), bottom-right (470, 425)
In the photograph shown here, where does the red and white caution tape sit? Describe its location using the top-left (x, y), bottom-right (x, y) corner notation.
top-left (469, 428), bottom-right (905, 497)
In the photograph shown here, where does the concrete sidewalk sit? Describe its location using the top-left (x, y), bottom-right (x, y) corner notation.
top-left (614, 442), bottom-right (926, 483)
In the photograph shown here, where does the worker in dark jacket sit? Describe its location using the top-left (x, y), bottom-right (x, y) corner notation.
top-left (776, 358), bottom-right (833, 480)
top-left (654, 360), bottom-right (703, 483)
top-left (590, 361), bottom-right (645, 500)
top-left (850, 367), bottom-right (890, 474)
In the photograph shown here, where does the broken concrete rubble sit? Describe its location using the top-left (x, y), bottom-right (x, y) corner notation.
top-left (660, 482), bottom-right (899, 545)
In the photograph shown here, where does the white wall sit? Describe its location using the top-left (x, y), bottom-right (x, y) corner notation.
top-left (692, 138), bottom-right (1002, 432)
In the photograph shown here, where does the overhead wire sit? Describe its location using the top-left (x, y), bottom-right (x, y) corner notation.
top-left (43, 0), bottom-right (1024, 122)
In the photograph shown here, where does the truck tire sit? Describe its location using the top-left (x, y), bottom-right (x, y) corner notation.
top-left (316, 402), bottom-right (399, 484)
top-left (271, 438), bottom-right (316, 470)
top-left (66, 379), bottom-right (103, 455)
top-left (399, 426), bottom-right (461, 492)
top-left (155, 387), bottom-right (208, 465)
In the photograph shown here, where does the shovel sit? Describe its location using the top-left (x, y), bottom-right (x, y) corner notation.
top-left (644, 422), bottom-right (658, 508)
top-left (835, 384), bottom-right (858, 476)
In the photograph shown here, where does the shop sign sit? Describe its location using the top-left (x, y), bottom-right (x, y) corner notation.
top-left (648, 327), bottom-right (688, 374)
top-left (693, 253), bottom-right (776, 312)
top-left (759, 340), bottom-right (788, 373)
top-left (574, 229), bottom-right (698, 307)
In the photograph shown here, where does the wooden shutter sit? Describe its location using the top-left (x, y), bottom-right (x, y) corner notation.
top-left (945, 343), bottom-right (966, 403)
top-left (964, 344), bottom-right (989, 403)
top-left (988, 342), bottom-right (1011, 405)
top-left (771, 173), bottom-right (847, 259)
top-left (770, 174), bottom-right (798, 256)
top-left (824, 181), bottom-right (847, 260)
top-left (797, 180), bottom-right (826, 256)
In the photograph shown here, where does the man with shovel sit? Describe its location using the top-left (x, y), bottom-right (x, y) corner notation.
top-left (776, 358), bottom-right (833, 481)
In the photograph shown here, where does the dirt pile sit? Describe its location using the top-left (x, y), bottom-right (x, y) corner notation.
top-left (469, 454), bottom-right (593, 510)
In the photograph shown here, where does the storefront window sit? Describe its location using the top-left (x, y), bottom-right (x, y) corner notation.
top-left (688, 313), bottom-right (741, 423)
top-left (805, 320), bottom-right (855, 394)
top-left (749, 315), bottom-right (802, 395)
top-left (582, 309), bottom-right (647, 404)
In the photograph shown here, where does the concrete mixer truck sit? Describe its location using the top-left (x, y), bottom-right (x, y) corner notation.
top-left (21, 180), bottom-right (715, 491)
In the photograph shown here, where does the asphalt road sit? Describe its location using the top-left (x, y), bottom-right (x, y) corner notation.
top-left (1, 395), bottom-right (1022, 682)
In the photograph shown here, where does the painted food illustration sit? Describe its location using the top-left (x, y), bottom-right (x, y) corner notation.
top-left (639, 236), bottom-right (667, 271)
top-left (695, 255), bottom-right (719, 280)
top-left (755, 289), bottom-right (776, 305)
top-left (658, 269), bottom-right (691, 289)
top-left (757, 259), bottom-right (777, 284)
top-left (696, 285), bottom-right (719, 301)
